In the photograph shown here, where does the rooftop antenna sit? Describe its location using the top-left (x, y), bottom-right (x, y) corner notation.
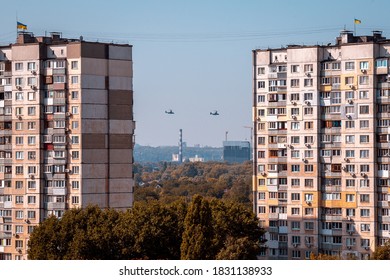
top-left (225, 131), bottom-right (228, 141)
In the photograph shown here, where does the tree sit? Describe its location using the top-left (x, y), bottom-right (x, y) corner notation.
top-left (210, 199), bottom-right (262, 259)
top-left (372, 241), bottom-right (390, 260)
top-left (28, 196), bottom-right (263, 260)
top-left (310, 253), bottom-right (340, 260)
top-left (27, 215), bottom-right (63, 260)
top-left (181, 195), bottom-right (214, 259)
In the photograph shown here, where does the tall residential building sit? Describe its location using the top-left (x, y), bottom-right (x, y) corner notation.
top-left (253, 31), bottom-right (390, 260)
top-left (0, 32), bottom-right (134, 260)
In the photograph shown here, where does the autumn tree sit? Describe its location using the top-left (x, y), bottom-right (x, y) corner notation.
top-left (28, 196), bottom-right (262, 260)
top-left (372, 241), bottom-right (390, 260)
top-left (180, 195), bottom-right (214, 259)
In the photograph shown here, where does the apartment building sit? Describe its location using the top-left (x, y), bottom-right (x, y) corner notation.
top-left (0, 32), bottom-right (134, 260)
top-left (253, 30), bottom-right (390, 260)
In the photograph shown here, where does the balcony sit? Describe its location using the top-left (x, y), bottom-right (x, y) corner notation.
top-left (53, 98), bottom-right (66, 105)
top-left (53, 68), bottom-right (66, 75)
top-left (45, 187), bottom-right (67, 196)
top-left (321, 215), bottom-right (343, 221)
top-left (3, 201), bottom-right (12, 208)
top-left (378, 82), bottom-right (390, 89)
top-left (321, 185), bottom-right (342, 192)
top-left (45, 202), bottom-right (66, 210)
top-left (321, 243), bottom-right (342, 251)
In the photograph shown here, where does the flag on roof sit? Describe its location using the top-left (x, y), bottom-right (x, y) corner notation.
top-left (354, 19), bottom-right (361, 24)
top-left (17, 21), bottom-right (27, 30)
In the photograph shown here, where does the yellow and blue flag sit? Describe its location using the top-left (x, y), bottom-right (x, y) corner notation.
top-left (354, 18), bottom-right (361, 24)
top-left (17, 21), bottom-right (27, 30)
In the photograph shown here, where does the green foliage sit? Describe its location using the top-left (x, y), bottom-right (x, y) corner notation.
top-left (134, 161), bottom-right (252, 207)
top-left (28, 197), bottom-right (263, 260)
top-left (310, 253), bottom-right (341, 260)
top-left (181, 195), bottom-right (214, 259)
top-left (372, 241), bottom-right (390, 260)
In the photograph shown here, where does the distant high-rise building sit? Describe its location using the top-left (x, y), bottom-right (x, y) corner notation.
top-left (0, 32), bottom-right (134, 260)
top-left (223, 141), bottom-right (250, 163)
top-left (253, 30), bottom-right (390, 260)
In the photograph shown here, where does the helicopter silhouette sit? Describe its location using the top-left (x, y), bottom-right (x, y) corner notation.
top-left (165, 109), bottom-right (174, 114)
top-left (210, 110), bottom-right (219, 116)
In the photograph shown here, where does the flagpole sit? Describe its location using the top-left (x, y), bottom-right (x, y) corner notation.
top-left (354, 18), bottom-right (356, 36)
top-left (16, 12), bottom-right (18, 39)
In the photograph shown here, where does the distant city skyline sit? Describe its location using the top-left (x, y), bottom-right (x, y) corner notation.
top-left (2, 0), bottom-right (390, 146)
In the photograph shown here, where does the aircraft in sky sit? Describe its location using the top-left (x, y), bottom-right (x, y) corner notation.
top-left (210, 110), bottom-right (219, 116)
top-left (165, 109), bottom-right (174, 114)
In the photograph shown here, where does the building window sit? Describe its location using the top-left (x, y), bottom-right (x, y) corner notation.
top-left (291, 165), bottom-right (300, 172)
top-left (345, 106), bottom-right (354, 114)
top-left (291, 208), bottom-right (300, 215)
top-left (360, 135), bottom-right (369, 143)
top-left (291, 179), bottom-right (300, 187)
top-left (360, 120), bottom-right (369, 129)
top-left (257, 81), bottom-right (265, 88)
top-left (27, 211), bottom-right (36, 219)
top-left (359, 75), bottom-right (369, 85)
top-left (291, 122), bottom-right (300, 130)
top-left (359, 90), bottom-right (369, 99)
top-left (345, 121), bottom-right (355, 129)
top-left (257, 67), bottom-right (265, 75)
top-left (360, 194), bottom-right (370, 203)
top-left (304, 121), bottom-right (313, 130)
top-left (360, 61), bottom-right (369, 70)
top-left (71, 76), bottom-right (79, 84)
top-left (27, 77), bottom-right (36, 86)
top-left (291, 79), bottom-right (299, 87)
top-left (15, 166), bottom-right (23, 175)
top-left (15, 92), bottom-right (23, 101)
top-left (72, 151), bottom-right (80, 159)
top-left (28, 181), bottom-right (36, 189)
top-left (72, 181), bottom-right (80, 189)
top-left (345, 76), bottom-right (354, 85)
top-left (291, 193), bottom-right (300, 201)
top-left (28, 107), bottom-right (36, 116)
top-left (71, 61), bottom-right (78, 69)
top-left (376, 59), bottom-right (388, 68)
top-left (257, 95), bottom-right (265, 103)
top-left (27, 151), bottom-right (36, 160)
top-left (360, 150), bottom-right (369, 158)
top-left (291, 65), bottom-right (300, 73)
top-left (361, 224), bottom-right (371, 232)
top-left (27, 62), bottom-right (36, 71)
top-left (360, 179), bottom-right (370, 188)
top-left (53, 75), bottom-right (65, 83)
top-left (304, 78), bottom-right (313, 87)
top-left (15, 225), bottom-right (24, 234)
top-left (15, 210), bottom-right (24, 219)
top-left (71, 166), bottom-right (79, 174)
top-left (345, 61), bottom-right (355, 70)
top-left (304, 208), bottom-right (313, 216)
top-left (15, 136), bottom-right (23, 145)
top-left (27, 122), bottom-right (36, 130)
top-left (71, 106), bottom-right (79, 114)
top-left (15, 62), bottom-right (23, 71)
top-left (304, 165), bottom-right (314, 172)
top-left (28, 196), bottom-right (36, 204)
top-left (290, 93), bottom-right (299, 101)
top-left (346, 194), bottom-right (355, 202)
top-left (71, 196), bottom-right (80, 204)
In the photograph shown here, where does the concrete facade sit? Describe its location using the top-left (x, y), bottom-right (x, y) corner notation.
top-left (0, 32), bottom-right (134, 260)
top-left (253, 31), bottom-right (390, 260)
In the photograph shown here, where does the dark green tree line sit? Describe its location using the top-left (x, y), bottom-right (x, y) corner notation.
top-left (28, 196), bottom-right (263, 260)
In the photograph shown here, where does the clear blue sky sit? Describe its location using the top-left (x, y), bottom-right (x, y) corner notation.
top-left (1, 0), bottom-right (390, 147)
